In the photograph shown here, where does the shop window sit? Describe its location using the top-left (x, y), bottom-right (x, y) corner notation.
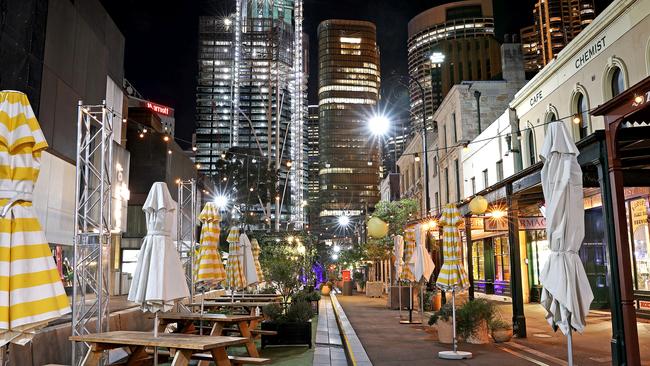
top-left (482, 169), bottom-right (488, 189)
top-left (494, 237), bottom-right (510, 282)
top-left (527, 230), bottom-right (550, 287)
top-left (472, 241), bottom-right (485, 280)
top-left (628, 197), bottom-right (650, 291)
top-left (471, 177), bottom-right (476, 195)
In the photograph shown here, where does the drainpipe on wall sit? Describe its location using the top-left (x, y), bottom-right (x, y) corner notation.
top-left (509, 107), bottom-right (523, 172)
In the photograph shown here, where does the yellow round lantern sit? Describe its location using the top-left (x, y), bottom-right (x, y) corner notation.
top-left (367, 217), bottom-right (389, 239)
top-left (469, 195), bottom-right (489, 215)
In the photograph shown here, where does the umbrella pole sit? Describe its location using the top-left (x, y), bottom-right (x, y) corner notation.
top-left (568, 314), bottom-right (574, 366)
top-left (398, 281), bottom-right (402, 319)
top-left (153, 312), bottom-right (159, 366)
top-left (420, 281), bottom-right (425, 324)
top-left (438, 288), bottom-right (472, 359)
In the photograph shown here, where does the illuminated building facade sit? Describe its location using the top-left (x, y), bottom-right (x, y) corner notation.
top-left (317, 20), bottom-right (381, 229)
top-left (407, 0), bottom-right (500, 133)
top-left (307, 104), bottom-right (319, 225)
top-left (519, 0), bottom-right (597, 72)
top-left (195, 0), bottom-right (307, 228)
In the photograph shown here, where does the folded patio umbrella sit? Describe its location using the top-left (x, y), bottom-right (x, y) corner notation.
top-left (225, 227), bottom-right (246, 291)
top-left (400, 225), bottom-right (416, 282)
top-left (408, 223), bottom-right (435, 283)
top-left (393, 235), bottom-right (404, 280)
top-left (250, 238), bottom-right (264, 283)
top-left (0, 90), bottom-right (70, 346)
top-left (128, 182), bottom-right (190, 313)
top-left (240, 232), bottom-right (259, 286)
top-left (436, 204), bottom-right (469, 290)
top-left (539, 122), bottom-right (594, 365)
top-left (196, 202), bottom-right (226, 286)
top-left (437, 204), bottom-right (472, 360)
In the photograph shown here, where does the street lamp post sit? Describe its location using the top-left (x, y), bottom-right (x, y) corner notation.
top-left (407, 76), bottom-right (432, 215)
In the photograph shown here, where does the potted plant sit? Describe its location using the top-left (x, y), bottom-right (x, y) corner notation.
top-left (292, 290), bottom-right (321, 314)
top-left (428, 303), bottom-right (454, 344)
top-left (320, 281), bottom-right (332, 296)
top-left (489, 318), bottom-right (513, 343)
top-left (261, 301), bottom-right (314, 348)
top-left (353, 272), bottom-right (366, 292)
top-left (456, 298), bottom-right (495, 344)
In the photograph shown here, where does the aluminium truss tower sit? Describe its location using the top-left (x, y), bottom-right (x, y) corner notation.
top-left (177, 179), bottom-right (197, 299)
top-left (72, 101), bottom-right (114, 366)
top-left (290, 0), bottom-right (306, 229)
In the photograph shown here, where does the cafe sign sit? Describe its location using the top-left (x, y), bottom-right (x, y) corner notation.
top-left (518, 216), bottom-right (546, 230)
top-left (484, 218), bottom-right (508, 232)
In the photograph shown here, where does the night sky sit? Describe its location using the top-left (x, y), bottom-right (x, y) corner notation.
top-left (100, 0), bottom-right (610, 147)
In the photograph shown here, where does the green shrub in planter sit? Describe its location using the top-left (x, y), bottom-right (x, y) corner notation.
top-left (262, 300), bottom-right (314, 348)
top-left (428, 302), bottom-right (453, 326)
top-left (456, 299), bottom-right (495, 340)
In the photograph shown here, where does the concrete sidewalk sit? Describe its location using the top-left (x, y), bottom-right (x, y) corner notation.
top-left (336, 294), bottom-right (650, 366)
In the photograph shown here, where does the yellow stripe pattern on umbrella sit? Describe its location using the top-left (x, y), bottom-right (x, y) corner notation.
top-left (197, 202), bottom-right (226, 284)
top-left (225, 227), bottom-right (246, 289)
top-left (436, 204), bottom-right (469, 290)
top-left (400, 225), bottom-right (416, 282)
top-left (0, 91), bottom-right (70, 346)
top-left (250, 238), bottom-right (264, 282)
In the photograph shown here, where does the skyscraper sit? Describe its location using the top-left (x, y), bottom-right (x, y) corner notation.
top-left (317, 20), bottom-right (381, 229)
top-left (407, 0), bottom-right (501, 134)
top-left (195, 0), bottom-right (307, 228)
top-left (307, 104), bottom-right (319, 225)
top-left (520, 0), bottom-right (597, 72)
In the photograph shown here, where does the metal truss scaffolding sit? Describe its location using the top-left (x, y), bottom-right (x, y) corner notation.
top-left (177, 179), bottom-right (197, 299)
top-left (71, 101), bottom-right (114, 366)
top-left (290, 0), bottom-right (306, 229)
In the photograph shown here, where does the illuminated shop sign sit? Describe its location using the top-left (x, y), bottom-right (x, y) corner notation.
top-left (146, 101), bottom-right (171, 116)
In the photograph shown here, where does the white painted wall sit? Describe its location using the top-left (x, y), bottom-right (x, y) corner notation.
top-left (33, 152), bottom-right (76, 245)
top-left (461, 111), bottom-right (514, 199)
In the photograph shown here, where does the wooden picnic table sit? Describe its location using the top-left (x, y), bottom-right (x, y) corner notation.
top-left (157, 312), bottom-right (263, 359)
top-left (69, 330), bottom-right (247, 366)
top-left (189, 301), bottom-right (275, 315)
top-left (211, 297), bottom-right (282, 302)
top-left (230, 293), bottom-right (282, 297)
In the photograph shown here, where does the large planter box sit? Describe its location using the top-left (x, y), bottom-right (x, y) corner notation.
top-left (261, 320), bottom-right (312, 348)
top-left (388, 286), bottom-right (412, 309)
top-left (365, 281), bottom-right (383, 298)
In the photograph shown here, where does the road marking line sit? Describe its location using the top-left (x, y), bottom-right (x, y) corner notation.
top-left (507, 341), bottom-right (568, 365)
top-left (497, 345), bottom-right (550, 366)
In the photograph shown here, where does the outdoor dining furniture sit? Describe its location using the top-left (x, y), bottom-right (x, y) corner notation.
top-left (69, 330), bottom-right (247, 366)
top-left (189, 301), bottom-right (276, 315)
top-left (157, 313), bottom-right (265, 358)
top-left (210, 296), bottom-right (282, 303)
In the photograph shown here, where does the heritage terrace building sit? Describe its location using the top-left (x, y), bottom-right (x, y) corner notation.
top-left (460, 0), bottom-right (650, 363)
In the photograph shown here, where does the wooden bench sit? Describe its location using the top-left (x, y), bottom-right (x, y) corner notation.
top-left (154, 349), bottom-right (270, 365)
top-left (221, 327), bottom-right (278, 337)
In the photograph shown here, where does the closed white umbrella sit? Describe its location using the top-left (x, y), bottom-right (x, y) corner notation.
top-left (240, 233), bottom-right (259, 286)
top-left (408, 224), bottom-right (435, 325)
top-left (128, 182), bottom-right (190, 313)
top-left (393, 235), bottom-right (404, 282)
top-left (408, 223), bottom-right (435, 282)
top-left (393, 235), bottom-right (404, 317)
top-left (539, 122), bottom-right (594, 366)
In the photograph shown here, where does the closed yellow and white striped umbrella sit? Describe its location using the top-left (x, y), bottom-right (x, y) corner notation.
top-left (250, 238), bottom-right (264, 283)
top-left (225, 227), bottom-right (246, 289)
top-left (0, 91), bottom-right (70, 346)
top-left (436, 204), bottom-right (469, 290)
top-left (400, 225), bottom-right (416, 282)
top-left (197, 202), bottom-right (226, 285)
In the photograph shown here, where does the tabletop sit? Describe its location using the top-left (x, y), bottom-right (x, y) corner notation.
top-left (210, 297), bottom-right (281, 302)
top-left (190, 302), bottom-right (273, 308)
top-left (157, 312), bottom-right (263, 323)
top-left (69, 331), bottom-right (247, 350)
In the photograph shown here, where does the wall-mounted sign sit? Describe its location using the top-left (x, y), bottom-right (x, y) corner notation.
top-left (484, 218), bottom-right (508, 232)
top-left (574, 35), bottom-right (606, 70)
top-left (639, 300), bottom-right (650, 311)
top-left (146, 101), bottom-right (171, 116)
top-left (518, 216), bottom-right (546, 230)
top-left (529, 90), bottom-right (543, 107)
top-left (470, 217), bottom-right (484, 230)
